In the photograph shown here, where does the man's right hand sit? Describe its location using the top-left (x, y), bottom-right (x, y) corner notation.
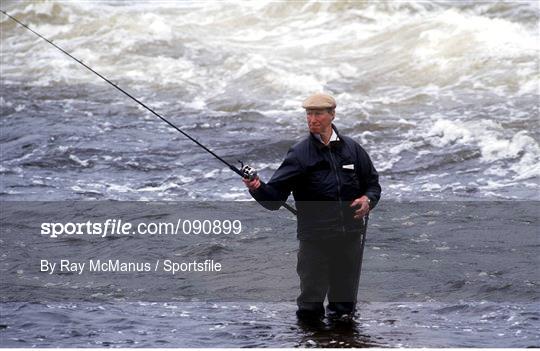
top-left (243, 177), bottom-right (261, 191)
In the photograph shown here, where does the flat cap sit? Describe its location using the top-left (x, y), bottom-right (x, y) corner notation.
top-left (302, 92), bottom-right (336, 109)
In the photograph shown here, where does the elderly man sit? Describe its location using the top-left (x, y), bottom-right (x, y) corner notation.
top-left (243, 93), bottom-right (381, 322)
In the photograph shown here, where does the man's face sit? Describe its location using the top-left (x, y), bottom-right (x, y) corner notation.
top-left (306, 109), bottom-right (334, 134)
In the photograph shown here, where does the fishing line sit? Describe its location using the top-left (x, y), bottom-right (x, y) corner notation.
top-left (1, 10), bottom-right (297, 216)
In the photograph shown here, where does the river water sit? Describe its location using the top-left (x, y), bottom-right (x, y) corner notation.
top-left (1, 0), bottom-right (539, 348)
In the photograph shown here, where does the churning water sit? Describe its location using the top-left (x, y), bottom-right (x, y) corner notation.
top-left (1, 0), bottom-right (539, 348)
top-left (1, 0), bottom-right (539, 201)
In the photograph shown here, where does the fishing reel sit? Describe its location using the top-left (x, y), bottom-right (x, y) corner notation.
top-left (239, 161), bottom-right (258, 181)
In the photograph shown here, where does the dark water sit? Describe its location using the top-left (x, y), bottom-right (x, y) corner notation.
top-left (1, 0), bottom-right (539, 348)
top-left (2, 301), bottom-right (538, 348)
top-left (1, 201), bottom-right (539, 347)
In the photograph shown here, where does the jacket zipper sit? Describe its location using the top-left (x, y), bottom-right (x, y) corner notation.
top-left (328, 146), bottom-right (346, 233)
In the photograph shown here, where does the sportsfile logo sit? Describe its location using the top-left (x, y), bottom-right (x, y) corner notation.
top-left (41, 219), bottom-right (131, 238)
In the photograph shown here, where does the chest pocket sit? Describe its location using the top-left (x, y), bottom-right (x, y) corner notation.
top-left (339, 161), bottom-right (361, 197)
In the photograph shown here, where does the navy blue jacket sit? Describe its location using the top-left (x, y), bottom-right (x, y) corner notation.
top-left (250, 125), bottom-right (381, 240)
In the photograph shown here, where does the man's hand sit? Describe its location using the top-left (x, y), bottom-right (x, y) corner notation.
top-left (242, 176), bottom-right (261, 192)
top-left (350, 195), bottom-right (370, 219)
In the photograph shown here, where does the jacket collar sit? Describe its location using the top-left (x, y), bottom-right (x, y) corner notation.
top-left (309, 124), bottom-right (342, 149)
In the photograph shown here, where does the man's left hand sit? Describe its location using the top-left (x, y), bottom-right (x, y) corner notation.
top-left (350, 196), bottom-right (370, 219)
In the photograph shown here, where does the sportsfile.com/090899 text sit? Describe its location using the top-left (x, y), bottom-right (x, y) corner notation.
top-left (41, 219), bottom-right (243, 238)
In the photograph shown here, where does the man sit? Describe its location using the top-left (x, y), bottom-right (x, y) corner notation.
top-left (243, 92), bottom-right (381, 322)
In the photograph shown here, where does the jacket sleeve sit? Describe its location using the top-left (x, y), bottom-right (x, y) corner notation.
top-left (250, 148), bottom-right (303, 211)
top-left (357, 145), bottom-right (382, 209)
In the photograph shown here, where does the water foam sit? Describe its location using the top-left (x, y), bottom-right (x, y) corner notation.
top-left (2, 1), bottom-right (537, 101)
top-left (1, 1), bottom-right (538, 200)
top-left (425, 118), bottom-right (540, 181)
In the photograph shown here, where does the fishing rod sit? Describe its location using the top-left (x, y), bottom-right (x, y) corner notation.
top-left (1, 10), bottom-right (297, 216)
